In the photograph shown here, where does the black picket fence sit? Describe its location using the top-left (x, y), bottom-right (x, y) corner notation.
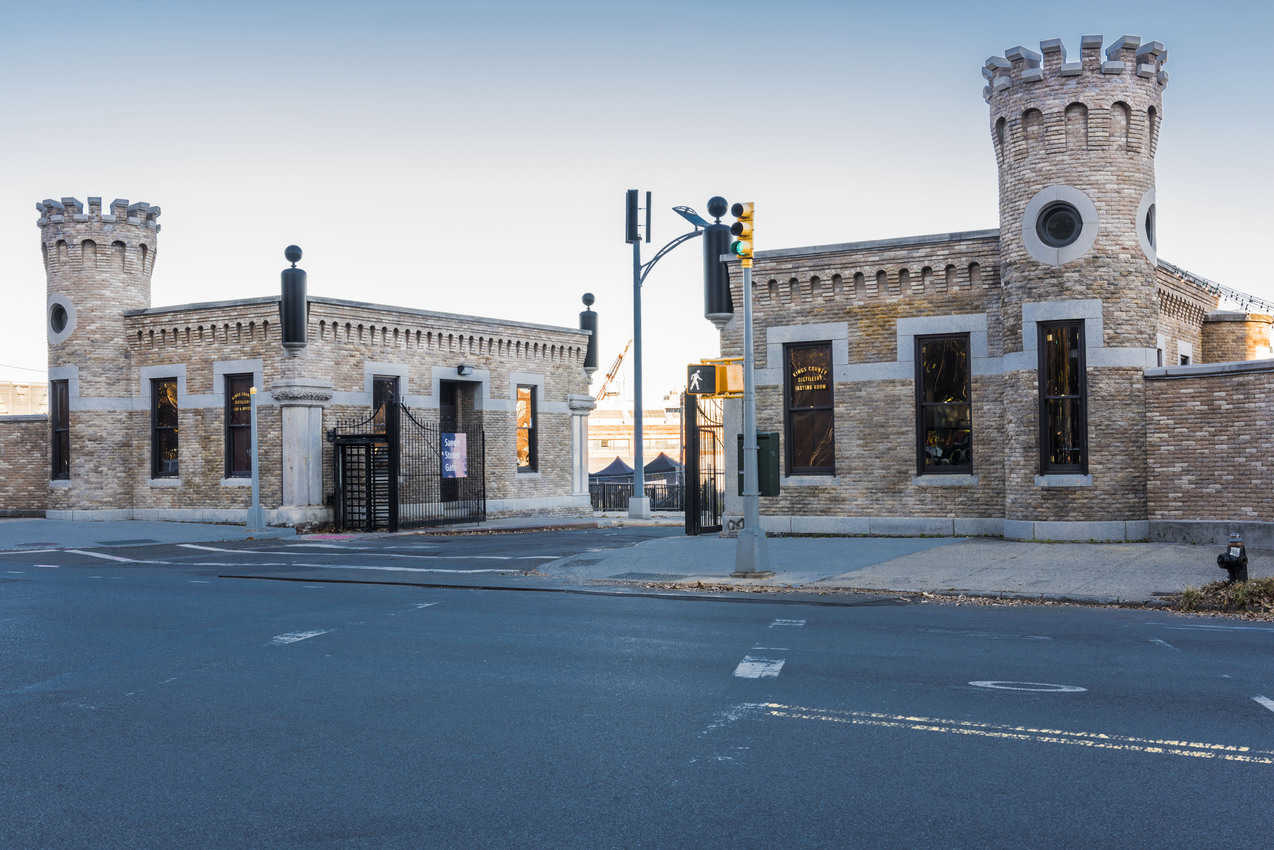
top-left (589, 481), bottom-right (683, 512)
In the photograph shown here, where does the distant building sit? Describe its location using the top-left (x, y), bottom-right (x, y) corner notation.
top-left (0, 381), bottom-right (47, 416)
top-left (587, 389), bottom-right (681, 474)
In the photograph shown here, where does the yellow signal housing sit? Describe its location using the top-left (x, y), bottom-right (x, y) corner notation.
top-left (729, 201), bottom-right (755, 266)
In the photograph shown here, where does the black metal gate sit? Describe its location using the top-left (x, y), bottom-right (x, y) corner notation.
top-left (683, 393), bottom-right (725, 535)
top-left (329, 401), bottom-right (485, 532)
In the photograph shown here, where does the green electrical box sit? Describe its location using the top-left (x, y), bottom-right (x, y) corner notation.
top-left (737, 432), bottom-right (780, 497)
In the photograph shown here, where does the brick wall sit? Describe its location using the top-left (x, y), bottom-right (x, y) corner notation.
top-left (1146, 365), bottom-right (1274, 522)
top-left (1201, 313), bottom-right (1274, 363)
top-left (0, 416), bottom-right (49, 515)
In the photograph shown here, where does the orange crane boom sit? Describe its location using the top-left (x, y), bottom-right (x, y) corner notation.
top-left (595, 338), bottom-right (633, 403)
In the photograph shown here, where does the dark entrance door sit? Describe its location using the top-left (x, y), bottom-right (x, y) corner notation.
top-left (439, 381), bottom-right (460, 502)
top-left (683, 393), bottom-right (725, 535)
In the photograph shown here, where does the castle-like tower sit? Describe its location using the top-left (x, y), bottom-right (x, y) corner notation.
top-left (38, 196), bottom-right (160, 510)
top-left (985, 36), bottom-right (1167, 536)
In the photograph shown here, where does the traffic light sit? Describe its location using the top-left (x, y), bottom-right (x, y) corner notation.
top-left (730, 201), bottom-right (754, 265)
top-left (703, 196), bottom-right (734, 322)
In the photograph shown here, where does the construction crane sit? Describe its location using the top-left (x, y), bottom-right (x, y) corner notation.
top-left (595, 338), bottom-right (632, 403)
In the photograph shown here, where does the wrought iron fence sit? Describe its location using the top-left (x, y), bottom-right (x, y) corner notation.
top-left (589, 481), bottom-right (683, 512)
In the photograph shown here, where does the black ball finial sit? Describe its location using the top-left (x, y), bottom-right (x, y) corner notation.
top-left (582, 292), bottom-right (595, 308)
top-left (284, 245), bottom-right (303, 266)
top-left (706, 196), bottom-right (728, 220)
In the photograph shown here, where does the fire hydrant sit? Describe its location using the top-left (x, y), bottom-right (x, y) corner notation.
top-left (1217, 532), bottom-right (1248, 583)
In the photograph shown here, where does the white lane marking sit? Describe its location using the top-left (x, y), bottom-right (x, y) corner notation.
top-left (970, 681), bottom-right (1087, 693)
top-left (89, 575), bottom-right (103, 579)
top-left (67, 549), bottom-right (137, 563)
top-left (733, 656), bottom-right (786, 679)
top-left (1161, 624), bottom-right (1274, 633)
top-left (7, 570), bottom-right (24, 574)
top-left (1254, 696), bottom-right (1274, 715)
top-left (763, 703), bottom-right (1274, 766)
top-left (1149, 638), bottom-right (1177, 650)
top-left (189, 580), bottom-right (210, 584)
top-left (293, 562), bottom-right (521, 575)
top-left (302, 585), bottom-right (323, 589)
top-left (414, 602), bottom-right (439, 609)
top-left (35, 564), bottom-right (60, 569)
top-left (751, 645), bottom-right (790, 651)
top-left (770, 618), bottom-right (806, 629)
top-left (177, 544), bottom-right (266, 554)
top-left (271, 630), bottom-right (329, 645)
top-left (286, 543), bottom-right (365, 549)
top-left (159, 677), bottom-right (178, 685)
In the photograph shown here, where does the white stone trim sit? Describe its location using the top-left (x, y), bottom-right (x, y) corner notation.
top-left (47, 294), bottom-right (77, 345)
top-left (1035, 474), bottom-right (1093, 487)
top-left (781, 475), bottom-right (840, 487)
top-left (213, 359), bottom-right (266, 401)
top-left (912, 474), bottom-right (979, 487)
top-left (138, 364), bottom-right (188, 411)
top-left (1177, 340), bottom-right (1193, 365)
top-left (148, 478), bottom-right (182, 488)
top-left (49, 479), bottom-right (71, 489)
top-left (219, 477), bottom-right (252, 487)
top-left (1021, 184), bottom-right (1100, 267)
top-left (897, 313), bottom-right (993, 375)
top-left (486, 494), bottom-right (591, 514)
top-left (1136, 188), bottom-right (1157, 263)
top-left (1155, 333), bottom-right (1166, 367)
top-left (757, 321), bottom-right (849, 386)
top-left (1004, 519), bottom-right (1148, 542)
top-left (508, 371), bottom-right (568, 415)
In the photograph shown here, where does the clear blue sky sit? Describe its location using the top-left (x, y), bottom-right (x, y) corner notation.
top-left (2, 0), bottom-right (1271, 391)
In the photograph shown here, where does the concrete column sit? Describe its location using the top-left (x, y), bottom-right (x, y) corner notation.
top-left (270, 377), bottom-right (333, 525)
top-left (567, 394), bottom-right (596, 497)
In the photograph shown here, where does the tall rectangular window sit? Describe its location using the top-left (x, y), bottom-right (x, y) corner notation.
top-left (516, 385), bottom-right (537, 472)
top-left (915, 334), bottom-right (972, 474)
top-left (224, 374), bottom-right (252, 478)
top-left (784, 342), bottom-right (835, 475)
top-left (1038, 321), bottom-right (1087, 473)
top-left (372, 375), bottom-right (399, 433)
top-left (151, 377), bottom-right (179, 478)
top-left (50, 379), bottom-right (69, 480)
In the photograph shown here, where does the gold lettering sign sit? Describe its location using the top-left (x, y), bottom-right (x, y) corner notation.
top-left (792, 364), bottom-right (829, 393)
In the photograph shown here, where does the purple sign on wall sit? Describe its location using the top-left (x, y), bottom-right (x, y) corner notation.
top-left (442, 432), bottom-right (468, 479)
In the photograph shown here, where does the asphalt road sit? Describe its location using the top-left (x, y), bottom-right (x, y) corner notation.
top-left (3, 529), bottom-right (1274, 848)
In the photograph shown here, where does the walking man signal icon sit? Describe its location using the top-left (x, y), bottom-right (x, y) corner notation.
top-left (686, 363), bottom-right (716, 395)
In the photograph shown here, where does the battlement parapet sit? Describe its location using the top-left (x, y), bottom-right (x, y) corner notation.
top-left (982, 35), bottom-right (1167, 103)
top-left (36, 196), bottom-right (161, 231)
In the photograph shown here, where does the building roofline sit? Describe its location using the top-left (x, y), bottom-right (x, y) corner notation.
top-left (1158, 258), bottom-right (1274, 314)
top-left (748, 228), bottom-right (1000, 262)
top-left (126, 294), bottom-right (589, 337)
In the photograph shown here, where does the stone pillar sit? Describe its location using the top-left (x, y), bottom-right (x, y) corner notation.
top-left (270, 377), bottom-right (333, 525)
top-left (567, 394), bottom-right (596, 497)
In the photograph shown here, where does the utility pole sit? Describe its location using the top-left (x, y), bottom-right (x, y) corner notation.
top-left (246, 385), bottom-right (265, 531)
top-left (624, 190), bottom-right (710, 519)
top-left (728, 202), bottom-right (771, 576)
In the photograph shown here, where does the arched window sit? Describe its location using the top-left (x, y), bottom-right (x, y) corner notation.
top-left (1022, 109), bottom-right (1044, 155)
top-left (968, 262), bottom-right (981, 286)
top-left (853, 272), bottom-right (865, 297)
top-left (945, 264), bottom-right (957, 291)
top-left (1065, 102), bottom-right (1088, 149)
top-left (921, 266), bottom-right (934, 292)
top-left (1111, 102), bottom-right (1131, 150)
top-left (994, 116), bottom-right (1006, 155)
top-left (1147, 106), bottom-right (1159, 154)
top-left (875, 270), bottom-right (887, 294)
top-left (81, 239), bottom-right (96, 266)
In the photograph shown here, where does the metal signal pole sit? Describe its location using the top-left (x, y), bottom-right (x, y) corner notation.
top-left (246, 385), bottom-right (266, 531)
top-left (733, 258), bottom-right (771, 576)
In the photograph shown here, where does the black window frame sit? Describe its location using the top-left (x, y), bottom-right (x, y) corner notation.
top-left (1037, 320), bottom-right (1088, 475)
top-left (783, 341), bottom-right (836, 476)
top-left (914, 332), bottom-right (973, 476)
top-left (50, 379), bottom-right (69, 480)
top-left (150, 377), bottom-right (179, 479)
top-left (372, 375), bottom-right (399, 433)
top-left (224, 373), bottom-right (253, 479)
top-left (516, 384), bottom-right (538, 472)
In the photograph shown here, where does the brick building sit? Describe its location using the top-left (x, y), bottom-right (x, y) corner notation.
top-left (0, 198), bottom-right (596, 526)
top-left (718, 34), bottom-right (1274, 544)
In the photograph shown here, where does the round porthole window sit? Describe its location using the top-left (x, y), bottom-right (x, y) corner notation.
top-left (1145, 203), bottom-right (1156, 248)
top-left (1036, 202), bottom-right (1083, 248)
top-left (49, 304), bottom-right (68, 334)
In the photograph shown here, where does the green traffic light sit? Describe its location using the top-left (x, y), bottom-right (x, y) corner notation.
top-left (731, 240), bottom-right (752, 256)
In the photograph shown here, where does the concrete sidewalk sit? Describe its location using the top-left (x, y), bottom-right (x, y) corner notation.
top-left (542, 534), bottom-right (1271, 603)
top-left (404, 513), bottom-right (683, 535)
top-left (0, 518), bottom-right (294, 550)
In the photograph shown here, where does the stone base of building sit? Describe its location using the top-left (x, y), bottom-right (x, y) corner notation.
top-left (486, 494), bottom-right (591, 517)
top-left (45, 506), bottom-right (330, 526)
top-left (1149, 520), bottom-right (1274, 548)
top-left (726, 514), bottom-right (1152, 542)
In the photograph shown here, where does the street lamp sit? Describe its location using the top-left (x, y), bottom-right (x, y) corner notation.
top-left (625, 189), bottom-right (708, 518)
